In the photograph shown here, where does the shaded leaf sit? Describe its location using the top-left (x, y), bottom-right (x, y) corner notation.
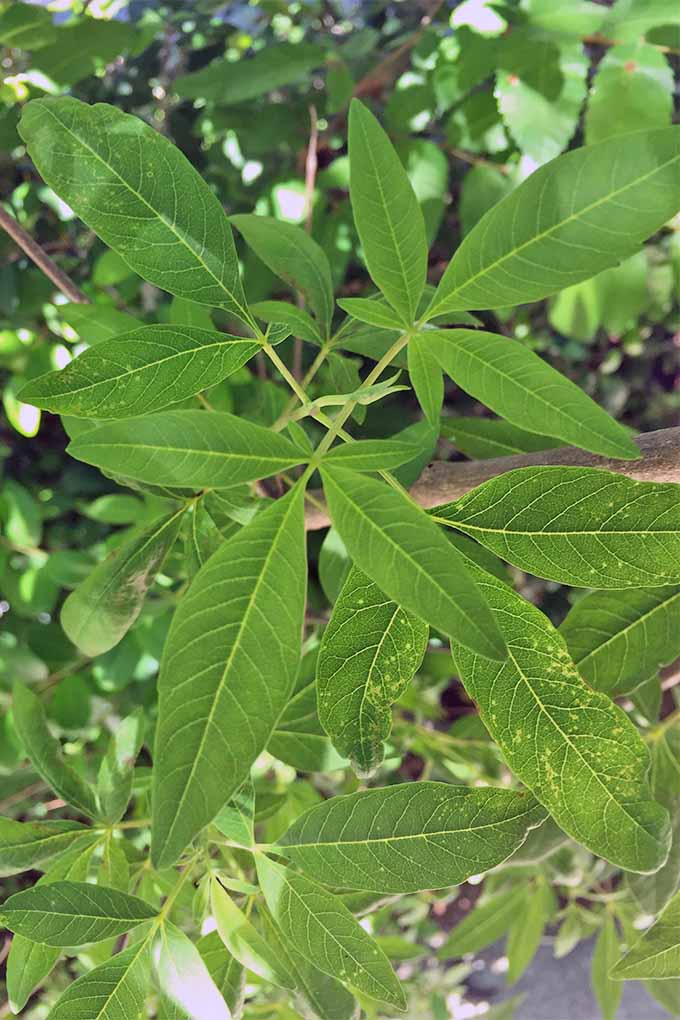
top-left (153, 922), bottom-right (231, 1020)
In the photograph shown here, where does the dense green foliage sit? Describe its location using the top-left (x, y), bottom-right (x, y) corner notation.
top-left (1, 2), bottom-right (680, 1019)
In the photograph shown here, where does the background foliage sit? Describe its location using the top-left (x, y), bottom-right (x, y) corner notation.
top-left (1, 1), bottom-right (680, 1018)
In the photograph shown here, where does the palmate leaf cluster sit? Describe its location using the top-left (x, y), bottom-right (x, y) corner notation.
top-left (1, 3), bottom-right (680, 1020)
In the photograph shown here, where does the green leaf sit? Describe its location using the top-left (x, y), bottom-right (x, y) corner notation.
top-left (82, 495), bottom-right (144, 525)
top-left (278, 782), bottom-right (546, 891)
top-left (348, 99), bottom-right (427, 325)
top-left (0, 818), bottom-right (93, 877)
top-left (61, 303), bottom-right (140, 345)
top-left (428, 329), bottom-right (638, 459)
top-left (12, 681), bottom-right (100, 819)
top-left (213, 781), bottom-right (255, 850)
top-left (426, 126), bottom-right (680, 317)
top-left (153, 922), bottom-right (231, 1020)
top-left (20, 327), bottom-right (259, 419)
top-left (459, 165), bottom-right (514, 237)
top-left (68, 411), bottom-right (307, 489)
top-left (197, 931), bottom-right (245, 1018)
top-left (175, 42), bottom-right (326, 104)
top-left (269, 659), bottom-right (348, 774)
top-left (260, 908), bottom-right (358, 1020)
top-left (47, 940), bottom-right (152, 1020)
top-left (437, 466), bottom-right (680, 589)
top-left (440, 416), bottom-right (559, 459)
top-left (251, 300), bottom-right (324, 344)
top-left (232, 215), bottom-right (334, 337)
top-left (151, 485), bottom-right (306, 868)
top-left (18, 98), bottom-right (252, 325)
top-left (495, 44), bottom-right (587, 165)
top-left (408, 334), bottom-right (444, 426)
top-left (560, 587), bottom-right (680, 694)
top-left (255, 853), bottom-right (406, 1010)
top-left (320, 465), bottom-right (505, 660)
top-left (0, 881), bottom-right (156, 946)
top-left (439, 885), bottom-right (528, 957)
top-left (322, 439), bottom-right (421, 473)
top-left (612, 887), bottom-right (680, 979)
top-left (450, 565), bottom-right (671, 873)
top-left (6, 841), bottom-right (97, 1013)
top-left (586, 42), bottom-right (673, 144)
top-left (605, 0), bottom-right (680, 46)
top-left (61, 507), bottom-right (185, 657)
top-left (336, 297), bottom-right (406, 330)
top-left (317, 566), bottom-right (428, 774)
top-left (209, 876), bottom-right (295, 989)
top-left (506, 881), bottom-right (555, 984)
top-left (592, 914), bottom-right (623, 1020)
top-left (0, 2), bottom-right (56, 49)
top-left (1, 479), bottom-right (42, 547)
top-left (97, 709), bottom-right (145, 823)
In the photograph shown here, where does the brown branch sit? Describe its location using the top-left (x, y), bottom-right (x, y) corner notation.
top-left (304, 426), bottom-right (680, 530)
top-left (353, 0), bottom-right (444, 100)
top-left (0, 205), bottom-right (88, 304)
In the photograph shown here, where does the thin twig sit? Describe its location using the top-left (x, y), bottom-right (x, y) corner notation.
top-left (0, 205), bottom-right (88, 304)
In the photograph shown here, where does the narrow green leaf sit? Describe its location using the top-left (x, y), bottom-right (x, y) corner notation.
top-left (20, 326), bottom-right (259, 419)
top-left (320, 465), bottom-right (506, 660)
top-left (61, 507), bottom-right (185, 657)
top-left (586, 42), bottom-right (673, 144)
top-left (175, 42), bottom-right (325, 104)
top-left (278, 782), bottom-right (547, 892)
top-left (349, 99), bottom-right (427, 325)
top-left (251, 300), bottom-right (324, 344)
top-left (0, 818), bottom-right (93, 877)
top-left (232, 215), bottom-right (334, 337)
top-left (429, 329), bottom-right (638, 459)
top-left (560, 587), bottom-right (680, 694)
top-left (439, 886), bottom-right (528, 958)
top-left (213, 780), bottom-right (255, 848)
top-left (210, 876), bottom-right (295, 989)
top-left (151, 485), bottom-right (306, 869)
top-left (437, 466), bottom-right (680, 589)
top-left (0, 881), bottom-right (156, 946)
top-left (317, 566), bottom-right (428, 774)
top-left (612, 887), bottom-right (680, 979)
top-left (97, 709), bottom-right (145, 823)
top-left (61, 303), bottom-right (140, 345)
top-left (68, 411), bottom-right (307, 489)
top-left (322, 439), bottom-right (420, 473)
top-left (592, 913), bottom-right (623, 1019)
top-left (255, 853), bottom-right (406, 1010)
top-left (506, 881), bottom-right (555, 984)
top-left (153, 922), bottom-right (231, 1020)
top-left (451, 565), bottom-right (671, 873)
top-left (440, 416), bottom-right (559, 459)
top-left (408, 334), bottom-right (444, 426)
top-left (12, 682), bottom-right (99, 819)
top-left (197, 931), bottom-right (245, 1019)
top-left (259, 903), bottom-right (358, 1020)
top-left (6, 841), bottom-right (97, 1013)
top-left (19, 98), bottom-right (252, 324)
top-left (426, 126), bottom-right (680, 317)
top-left (47, 939), bottom-right (152, 1020)
top-left (337, 297), bottom-right (406, 330)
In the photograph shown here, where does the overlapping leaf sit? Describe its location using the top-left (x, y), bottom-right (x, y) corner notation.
top-left (0, 818), bottom-right (94, 877)
top-left (151, 486), bottom-right (306, 868)
top-left (317, 567), bottom-right (428, 775)
top-left (321, 465), bottom-right (505, 660)
top-left (451, 565), bottom-right (670, 873)
top-left (612, 887), bottom-right (680, 979)
top-left (47, 940), bottom-right (152, 1020)
top-left (61, 507), bottom-right (185, 656)
top-left (560, 587), bottom-right (680, 693)
top-left (278, 782), bottom-right (547, 892)
top-left (437, 466), bottom-right (680, 588)
top-left (153, 922), bottom-right (231, 1020)
top-left (255, 854), bottom-right (406, 1010)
